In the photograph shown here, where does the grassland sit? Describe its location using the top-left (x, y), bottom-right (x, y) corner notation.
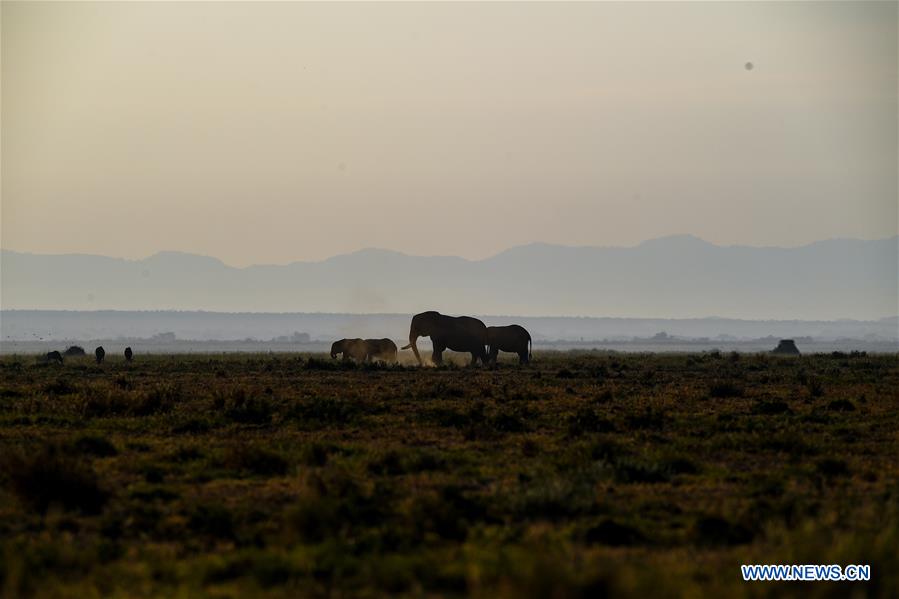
top-left (0, 351), bottom-right (897, 598)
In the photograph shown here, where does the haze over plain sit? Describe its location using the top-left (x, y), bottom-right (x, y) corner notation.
top-left (2, 1), bottom-right (896, 272)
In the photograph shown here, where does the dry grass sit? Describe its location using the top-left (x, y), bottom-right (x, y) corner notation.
top-left (0, 351), bottom-right (897, 597)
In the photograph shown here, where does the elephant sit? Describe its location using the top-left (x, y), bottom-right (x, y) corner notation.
top-left (95, 346), bottom-right (105, 364)
top-left (44, 351), bottom-right (64, 365)
top-left (401, 311), bottom-right (489, 366)
top-left (365, 338), bottom-right (398, 363)
top-left (331, 338), bottom-right (368, 362)
top-left (124, 347), bottom-right (133, 362)
top-left (487, 325), bottom-right (532, 365)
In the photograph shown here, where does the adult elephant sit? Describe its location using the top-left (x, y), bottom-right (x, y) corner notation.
top-left (487, 325), bottom-right (532, 365)
top-left (401, 311), bottom-right (488, 366)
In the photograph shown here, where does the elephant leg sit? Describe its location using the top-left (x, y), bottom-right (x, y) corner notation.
top-left (519, 351), bottom-right (528, 365)
top-left (432, 342), bottom-right (445, 365)
top-left (471, 347), bottom-right (487, 367)
top-left (489, 347), bottom-right (499, 366)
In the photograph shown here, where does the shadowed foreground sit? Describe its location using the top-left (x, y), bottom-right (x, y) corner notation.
top-left (0, 352), bottom-right (897, 597)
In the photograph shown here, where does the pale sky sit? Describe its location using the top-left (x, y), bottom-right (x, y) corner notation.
top-left (2, 1), bottom-right (896, 267)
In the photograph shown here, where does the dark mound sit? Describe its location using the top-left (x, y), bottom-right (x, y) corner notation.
top-left (64, 346), bottom-right (86, 357)
top-left (771, 339), bottom-right (800, 355)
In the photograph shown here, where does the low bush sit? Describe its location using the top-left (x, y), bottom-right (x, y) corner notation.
top-left (222, 444), bottom-right (289, 477)
top-left (3, 444), bottom-right (109, 515)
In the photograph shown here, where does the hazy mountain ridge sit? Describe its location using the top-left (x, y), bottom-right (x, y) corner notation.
top-left (2, 236), bottom-right (897, 320)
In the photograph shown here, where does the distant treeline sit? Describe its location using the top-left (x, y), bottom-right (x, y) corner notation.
top-left (2, 311), bottom-right (896, 344)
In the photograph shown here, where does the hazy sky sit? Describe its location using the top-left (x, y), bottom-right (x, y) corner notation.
top-left (2, 1), bottom-right (896, 266)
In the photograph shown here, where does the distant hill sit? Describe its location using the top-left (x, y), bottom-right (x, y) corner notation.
top-left (2, 235), bottom-right (897, 320)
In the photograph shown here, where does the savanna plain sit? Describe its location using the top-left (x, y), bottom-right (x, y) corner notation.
top-left (0, 351), bottom-right (897, 598)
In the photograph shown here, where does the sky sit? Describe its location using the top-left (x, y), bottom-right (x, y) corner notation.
top-left (2, 1), bottom-right (897, 267)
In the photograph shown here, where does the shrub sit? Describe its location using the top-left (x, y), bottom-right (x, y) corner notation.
top-left (300, 442), bottom-right (335, 467)
top-left (399, 485), bottom-right (488, 541)
top-left (692, 515), bottom-right (753, 546)
top-left (753, 400), bottom-right (791, 415)
top-left (3, 444), bottom-right (108, 514)
top-left (171, 417), bottom-right (213, 434)
top-left (625, 406), bottom-right (667, 430)
top-left (81, 385), bottom-right (177, 418)
top-left (222, 388), bottom-right (274, 425)
top-left (611, 457), bottom-right (671, 484)
top-left (816, 457), bottom-right (850, 479)
top-left (489, 409), bottom-right (528, 433)
top-left (584, 519), bottom-right (646, 546)
top-left (287, 397), bottom-right (360, 427)
top-left (368, 448), bottom-right (448, 477)
top-left (188, 503), bottom-right (235, 540)
top-left (567, 406), bottom-right (615, 437)
top-left (428, 404), bottom-right (484, 429)
top-left (708, 381), bottom-right (744, 398)
top-left (285, 471), bottom-right (387, 543)
top-left (71, 434), bottom-right (118, 457)
top-left (826, 399), bottom-right (855, 412)
top-left (806, 377), bottom-right (825, 398)
top-left (114, 377), bottom-right (133, 390)
top-left (44, 378), bottom-right (78, 396)
top-left (135, 384), bottom-right (181, 416)
top-left (222, 444), bottom-right (289, 477)
top-left (167, 445), bottom-right (204, 463)
top-left (505, 476), bottom-right (596, 521)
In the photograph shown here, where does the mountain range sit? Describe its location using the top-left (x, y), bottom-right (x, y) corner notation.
top-left (2, 235), bottom-right (897, 320)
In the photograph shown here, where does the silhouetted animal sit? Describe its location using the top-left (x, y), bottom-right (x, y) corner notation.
top-left (772, 339), bottom-right (800, 355)
top-left (124, 347), bottom-right (133, 362)
top-left (63, 346), bottom-right (86, 357)
top-left (487, 325), bottom-right (532, 365)
top-left (331, 338), bottom-right (368, 362)
top-left (46, 351), bottom-right (64, 365)
top-left (95, 346), bottom-right (105, 364)
top-left (402, 311), bottom-right (488, 366)
top-left (365, 338), bottom-right (398, 363)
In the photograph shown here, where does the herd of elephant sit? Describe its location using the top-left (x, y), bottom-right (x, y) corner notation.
top-left (331, 311), bottom-right (532, 366)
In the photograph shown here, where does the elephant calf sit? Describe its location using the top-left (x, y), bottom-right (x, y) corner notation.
top-left (487, 325), bottom-right (532, 365)
top-left (331, 338), bottom-right (368, 362)
top-left (365, 338), bottom-right (397, 363)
